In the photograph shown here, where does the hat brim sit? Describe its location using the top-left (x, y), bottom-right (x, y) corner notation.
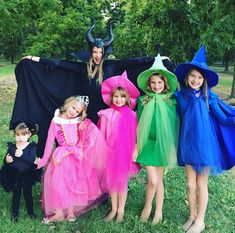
top-left (102, 75), bottom-right (140, 109)
top-left (137, 69), bottom-right (178, 93)
top-left (175, 63), bottom-right (219, 87)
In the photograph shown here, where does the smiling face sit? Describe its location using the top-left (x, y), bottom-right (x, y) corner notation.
top-left (92, 46), bottom-right (103, 65)
top-left (112, 91), bottom-right (127, 107)
top-left (110, 87), bottom-right (131, 107)
top-left (187, 69), bottom-right (204, 90)
top-left (148, 75), bottom-right (166, 94)
top-left (64, 100), bottom-right (84, 119)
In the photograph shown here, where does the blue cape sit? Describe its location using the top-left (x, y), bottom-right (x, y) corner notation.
top-left (211, 98), bottom-right (235, 170)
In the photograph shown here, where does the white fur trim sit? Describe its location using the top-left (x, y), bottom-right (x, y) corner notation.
top-left (52, 109), bottom-right (81, 124)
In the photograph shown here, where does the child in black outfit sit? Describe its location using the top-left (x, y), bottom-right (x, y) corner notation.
top-left (0, 122), bottom-right (39, 221)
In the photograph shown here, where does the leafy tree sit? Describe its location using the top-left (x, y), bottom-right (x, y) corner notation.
top-left (113, 0), bottom-right (148, 58)
top-left (194, 0), bottom-right (235, 96)
top-left (194, 0), bottom-right (235, 66)
top-left (25, 0), bottom-right (106, 58)
top-left (114, 0), bottom-right (198, 62)
top-left (0, 0), bottom-right (60, 63)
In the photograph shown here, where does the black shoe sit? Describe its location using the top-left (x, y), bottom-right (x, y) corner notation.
top-left (28, 213), bottom-right (37, 219)
top-left (11, 214), bottom-right (19, 222)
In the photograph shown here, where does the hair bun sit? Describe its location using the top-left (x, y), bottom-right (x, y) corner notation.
top-left (12, 121), bottom-right (39, 135)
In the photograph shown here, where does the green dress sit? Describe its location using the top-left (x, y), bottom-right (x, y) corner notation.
top-left (136, 93), bottom-right (179, 167)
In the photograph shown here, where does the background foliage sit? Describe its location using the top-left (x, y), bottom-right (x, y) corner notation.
top-left (0, 0), bottom-right (234, 64)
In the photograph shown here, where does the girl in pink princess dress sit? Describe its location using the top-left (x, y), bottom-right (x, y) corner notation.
top-left (97, 71), bottom-right (140, 223)
top-left (36, 96), bottom-right (107, 224)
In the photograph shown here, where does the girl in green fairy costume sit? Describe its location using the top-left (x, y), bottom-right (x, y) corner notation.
top-left (136, 54), bottom-right (179, 224)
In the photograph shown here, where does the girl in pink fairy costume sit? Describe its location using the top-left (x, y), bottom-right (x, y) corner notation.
top-left (97, 71), bottom-right (140, 223)
top-left (36, 96), bottom-right (107, 223)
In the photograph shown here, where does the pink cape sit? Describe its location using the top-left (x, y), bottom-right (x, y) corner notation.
top-left (38, 116), bottom-right (107, 217)
top-left (98, 105), bottom-right (140, 193)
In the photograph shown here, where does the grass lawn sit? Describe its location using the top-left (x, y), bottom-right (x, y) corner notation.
top-left (0, 58), bottom-right (16, 78)
top-left (0, 63), bottom-right (234, 232)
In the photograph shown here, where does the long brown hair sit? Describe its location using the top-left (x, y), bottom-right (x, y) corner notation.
top-left (185, 68), bottom-right (208, 108)
top-left (147, 73), bottom-right (170, 94)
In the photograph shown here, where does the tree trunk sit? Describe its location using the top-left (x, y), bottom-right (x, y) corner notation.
top-left (230, 53), bottom-right (235, 98)
top-left (11, 53), bottom-right (14, 64)
top-left (224, 52), bottom-right (229, 72)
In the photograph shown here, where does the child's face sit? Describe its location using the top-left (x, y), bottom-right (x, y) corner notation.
top-left (92, 46), bottom-right (103, 65)
top-left (187, 69), bottom-right (204, 90)
top-left (149, 75), bottom-right (165, 94)
top-left (65, 101), bottom-right (84, 118)
top-left (112, 91), bottom-right (126, 107)
top-left (15, 132), bottom-right (31, 144)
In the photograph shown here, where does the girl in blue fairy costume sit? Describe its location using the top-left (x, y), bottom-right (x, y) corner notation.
top-left (175, 45), bottom-right (235, 233)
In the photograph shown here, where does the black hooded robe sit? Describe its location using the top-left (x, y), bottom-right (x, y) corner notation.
top-left (10, 57), bottom-right (174, 156)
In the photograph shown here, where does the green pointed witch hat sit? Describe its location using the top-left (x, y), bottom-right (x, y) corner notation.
top-left (137, 54), bottom-right (178, 94)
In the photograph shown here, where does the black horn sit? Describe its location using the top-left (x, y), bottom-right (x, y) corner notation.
top-left (103, 21), bottom-right (114, 46)
top-left (86, 18), bottom-right (96, 43)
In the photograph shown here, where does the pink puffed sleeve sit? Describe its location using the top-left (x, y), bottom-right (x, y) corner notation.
top-left (37, 121), bottom-right (56, 169)
top-left (97, 110), bottom-right (108, 140)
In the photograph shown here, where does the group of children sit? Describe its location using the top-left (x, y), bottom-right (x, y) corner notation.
top-left (0, 45), bottom-right (235, 233)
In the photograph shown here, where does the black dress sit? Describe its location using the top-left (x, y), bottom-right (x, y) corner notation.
top-left (0, 142), bottom-right (39, 192)
top-left (0, 142), bottom-right (40, 220)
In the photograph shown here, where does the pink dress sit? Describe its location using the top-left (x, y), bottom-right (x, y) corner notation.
top-left (98, 105), bottom-right (140, 193)
top-left (38, 110), bottom-right (107, 217)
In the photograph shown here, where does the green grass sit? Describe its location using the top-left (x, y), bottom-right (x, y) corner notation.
top-left (0, 58), bottom-right (16, 78)
top-left (208, 65), bottom-right (234, 98)
top-left (211, 65), bottom-right (234, 75)
top-left (0, 65), bottom-right (234, 232)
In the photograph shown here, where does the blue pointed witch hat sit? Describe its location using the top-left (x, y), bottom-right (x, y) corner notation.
top-left (175, 45), bottom-right (219, 87)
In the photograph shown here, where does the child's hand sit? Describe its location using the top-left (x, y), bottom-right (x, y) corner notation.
top-left (6, 154), bottom-right (13, 163)
top-left (34, 157), bottom-right (41, 165)
top-left (15, 149), bottom-right (23, 157)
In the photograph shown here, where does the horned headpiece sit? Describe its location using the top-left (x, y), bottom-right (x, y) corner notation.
top-left (86, 18), bottom-right (114, 58)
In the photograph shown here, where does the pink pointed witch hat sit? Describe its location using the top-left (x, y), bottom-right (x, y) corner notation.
top-left (101, 71), bottom-right (140, 109)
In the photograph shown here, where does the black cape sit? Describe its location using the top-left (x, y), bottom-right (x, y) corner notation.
top-left (10, 57), bottom-right (174, 156)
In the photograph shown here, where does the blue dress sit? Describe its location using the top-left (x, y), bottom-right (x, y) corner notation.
top-left (175, 88), bottom-right (235, 175)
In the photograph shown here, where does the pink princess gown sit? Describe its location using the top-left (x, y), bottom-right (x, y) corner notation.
top-left (38, 110), bottom-right (107, 217)
top-left (98, 105), bottom-right (140, 193)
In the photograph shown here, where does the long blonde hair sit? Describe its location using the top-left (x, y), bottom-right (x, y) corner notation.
top-left (87, 47), bottom-right (104, 85)
top-left (59, 96), bottom-right (87, 121)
